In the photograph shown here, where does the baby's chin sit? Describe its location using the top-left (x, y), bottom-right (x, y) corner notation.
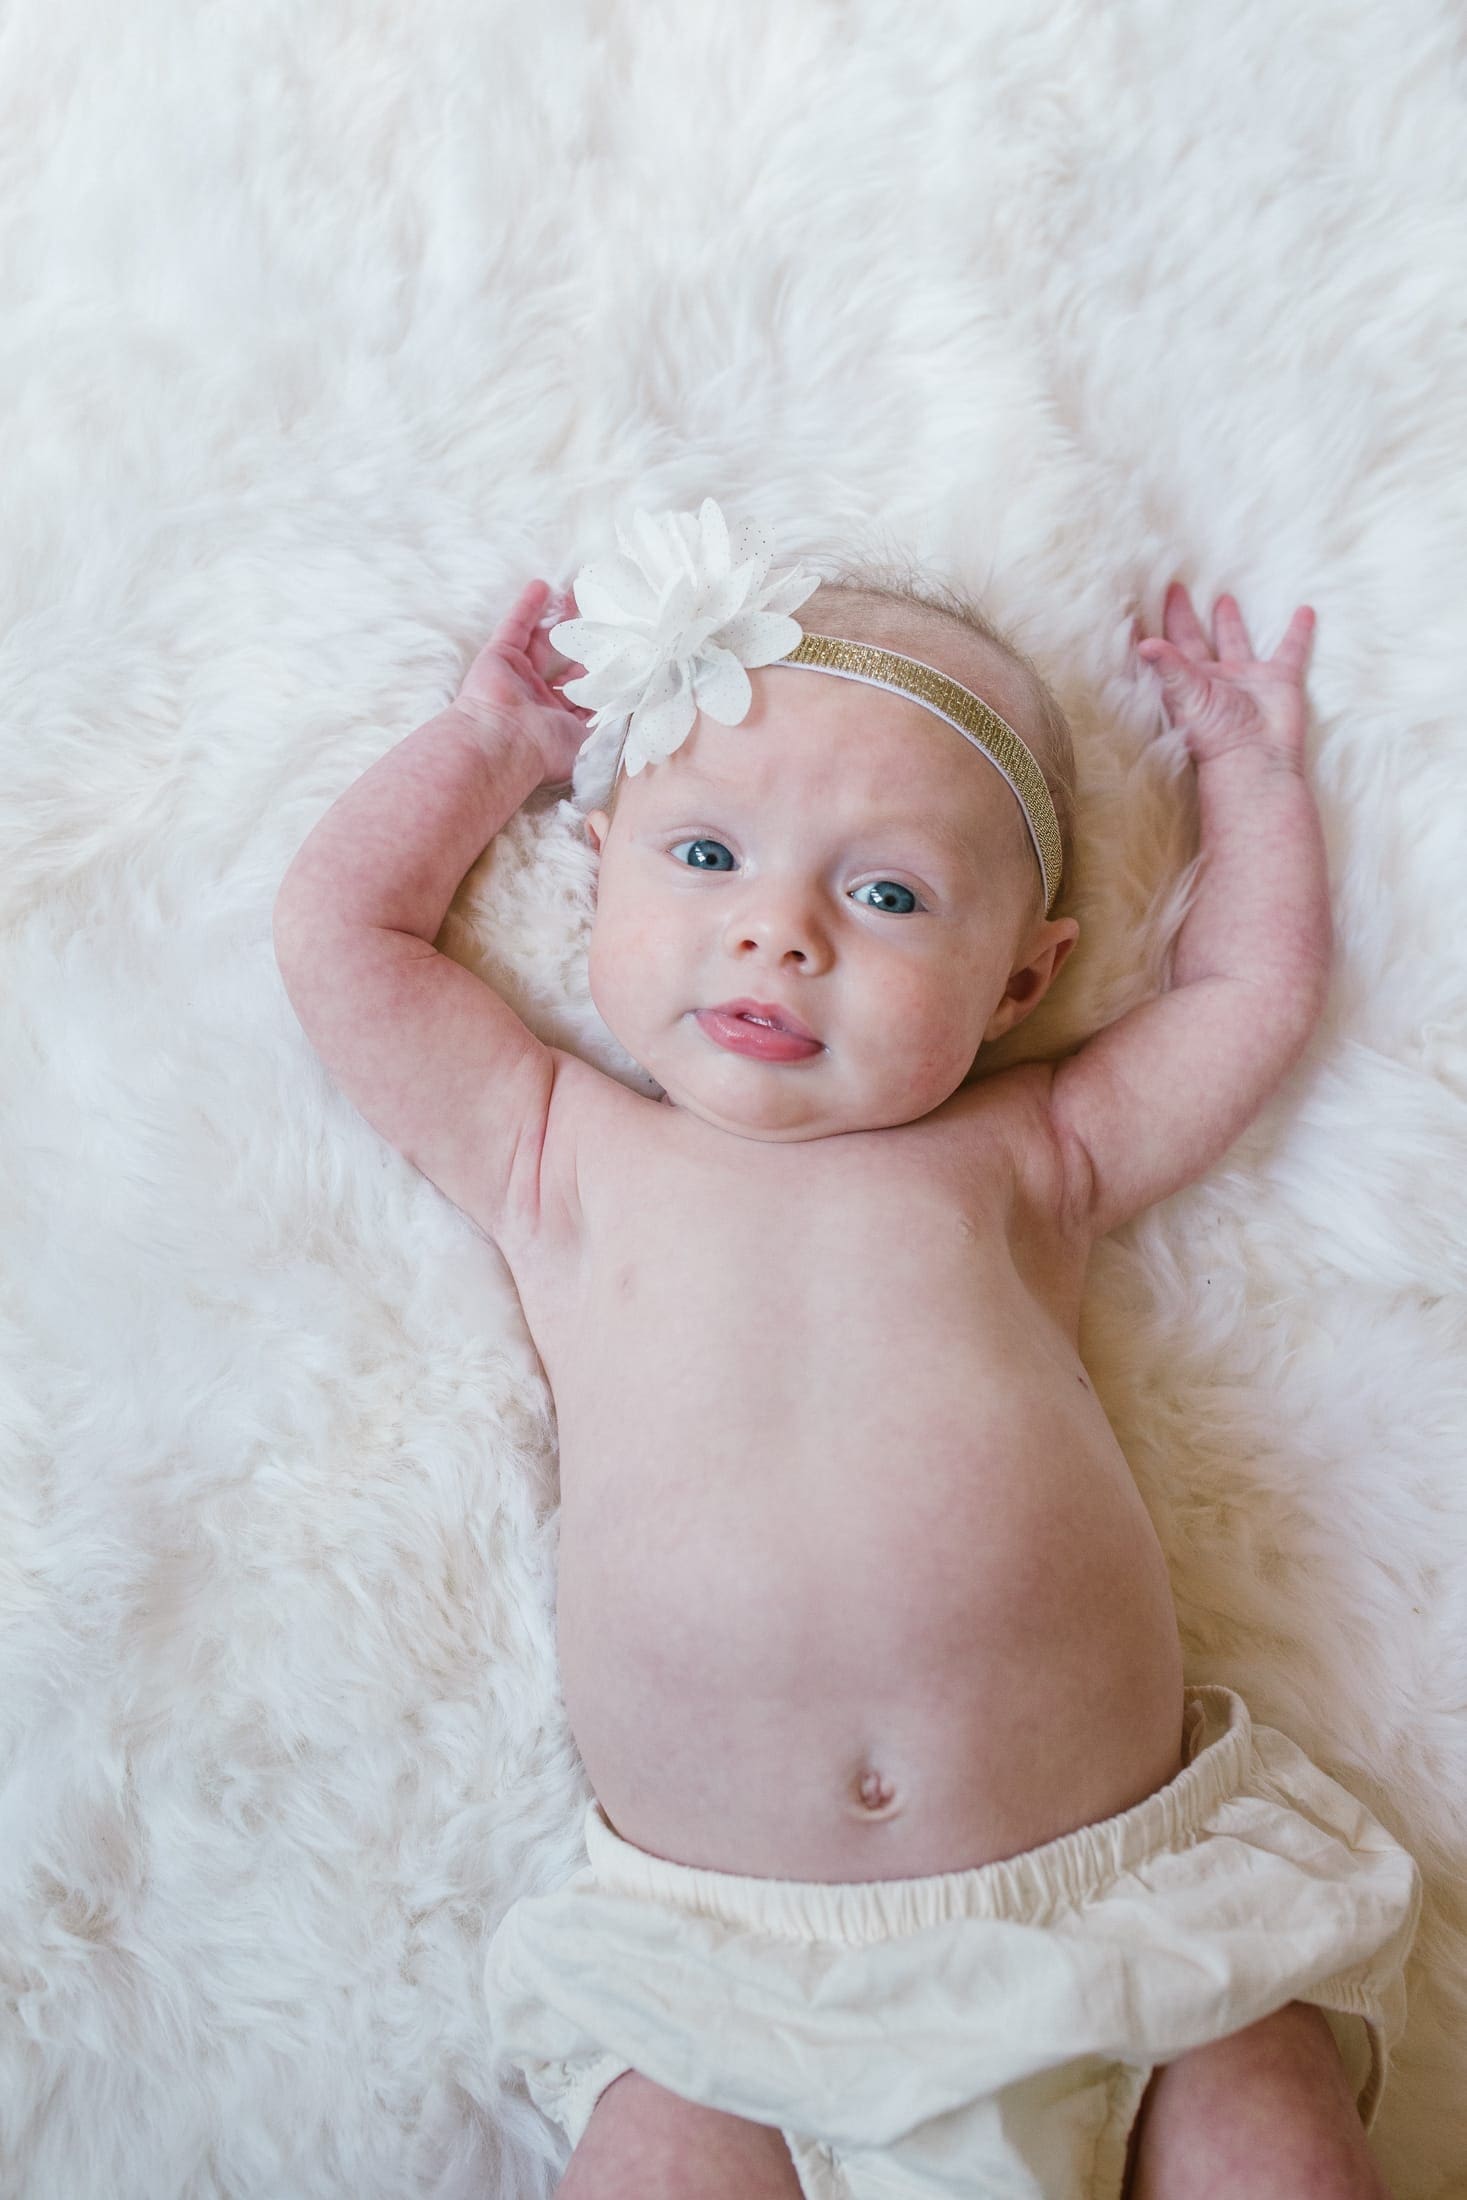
top-left (652, 1096), bottom-right (872, 1142)
top-left (649, 1065), bottom-right (967, 1142)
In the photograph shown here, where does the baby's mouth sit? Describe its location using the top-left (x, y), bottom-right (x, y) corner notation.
top-left (705, 999), bottom-right (820, 1044)
top-left (694, 1006), bottom-right (826, 1062)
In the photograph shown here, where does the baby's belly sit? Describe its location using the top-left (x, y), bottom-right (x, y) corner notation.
top-left (555, 1414), bottom-right (1187, 1881)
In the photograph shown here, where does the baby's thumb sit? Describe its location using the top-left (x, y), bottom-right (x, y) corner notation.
top-left (524, 698), bottom-right (596, 791)
top-left (1138, 639), bottom-right (1210, 715)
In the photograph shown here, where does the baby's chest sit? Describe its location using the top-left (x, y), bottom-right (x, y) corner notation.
top-left (510, 1114), bottom-right (1083, 1476)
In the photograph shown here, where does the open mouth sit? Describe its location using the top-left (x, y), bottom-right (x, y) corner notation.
top-left (706, 999), bottom-right (818, 1042)
top-left (695, 1008), bottom-right (824, 1062)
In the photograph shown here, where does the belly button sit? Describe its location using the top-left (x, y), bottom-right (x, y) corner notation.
top-left (852, 1766), bottom-right (901, 1817)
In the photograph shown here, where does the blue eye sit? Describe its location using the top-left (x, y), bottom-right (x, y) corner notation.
top-left (669, 837), bottom-right (736, 871)
top-left (668, 840), bottom-right (922, 913)
top-left (852, 880), bottom-right (919, 915)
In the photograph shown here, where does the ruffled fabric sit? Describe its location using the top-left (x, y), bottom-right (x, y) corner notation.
top-left (486, 1687), bottom-right (1421, 2197)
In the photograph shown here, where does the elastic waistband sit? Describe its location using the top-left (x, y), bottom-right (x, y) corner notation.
top-left (582, 1683), bottom-right (1252, 1943)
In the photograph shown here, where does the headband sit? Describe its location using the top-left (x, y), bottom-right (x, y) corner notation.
top-left (547, 496), bottom-right (1062, 915)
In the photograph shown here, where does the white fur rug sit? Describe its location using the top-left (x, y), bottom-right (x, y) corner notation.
top-left (4, 3), bottom-right (1464, 2193)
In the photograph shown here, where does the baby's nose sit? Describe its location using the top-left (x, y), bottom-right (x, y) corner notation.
top-left (731, 901), bottom-right (827, 967)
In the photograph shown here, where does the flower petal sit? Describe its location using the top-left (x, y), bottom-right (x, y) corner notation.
top-left (628, 656), bottom-right (681, 716)
top-left (701, 560), bottom-right (760, 633)
top-left (548, 617), bottom-right (640, 672)
top-left (692, 645), bottom-right (754, 725)
top-left (626, 508), bottom-right (687, 597)
top-left (727, 513), bottom-right (778, 575)
top-left (696, 497), bottom-right (732, 582)
top-left (759, 565), bottom-right (824, 619)
top-left (670, 509), bottom-right (703, 582)
top-left (559, 639), bottom-right (658, 710)
top-left (717, 608), bottom-right (807, 668)
top-left (649, 571), bottom-right (698, 651)
top-left (624, 671), bottom-right (697, 770)
top-left (581, 635), bottom-right (657, 685)
top-left (572, 555), bottom-right (659, 627)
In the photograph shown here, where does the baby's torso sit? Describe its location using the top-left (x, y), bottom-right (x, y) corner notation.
top-left (502, 1059), bottom-right (1185, 1881)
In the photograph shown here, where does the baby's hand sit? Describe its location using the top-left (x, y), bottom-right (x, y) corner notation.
top-left (454, 578), bottom-right (593, 789)
top-left (1135, 583), bottom-right (1316, 768)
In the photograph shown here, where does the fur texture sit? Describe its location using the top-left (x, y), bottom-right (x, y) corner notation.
top-left (2, 1), bottom-right (1463, 2192)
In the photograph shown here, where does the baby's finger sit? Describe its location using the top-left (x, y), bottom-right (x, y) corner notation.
top-left (1137, 636), bottom-right (1214, 716)
top-left (1268, 603), bottom-right (1316, 681)
top-left (1212, 592), bottom-right (1253, 662)
top-left (1159, 581), bottom-right (1214, 666)
top-left (527, 622), bottom-right (588, 691)
top-left (489, 579), bottom-right (553, 652)
top-left (535, 581), bottom-right (579, 629)
top-left (506, 645), bottom-right (565, 716)
top-left (534, 600), bottom-right (575, 677)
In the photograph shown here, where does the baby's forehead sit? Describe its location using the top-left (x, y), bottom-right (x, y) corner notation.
top-left (641, 678), bottom-right (1011, 862)
top-left (824, 599), bottom-right (1038, 778)
top-left (770, 622), bottom-right (1027, 797)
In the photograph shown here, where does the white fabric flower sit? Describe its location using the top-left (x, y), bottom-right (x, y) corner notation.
top-left (548, 498), bottom-right (822, 791)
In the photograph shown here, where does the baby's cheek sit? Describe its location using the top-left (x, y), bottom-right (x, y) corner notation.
top-left (588, 905), bottom-right (666, 1020)
top-left (905, 976), bottom-right (990, 1083)
top-left (861, 975), bottom-right (959, 1082)
top-left (585, 913), bottom-right (635, 1018)
top-left (873, 964), bottom-right (950, 1035)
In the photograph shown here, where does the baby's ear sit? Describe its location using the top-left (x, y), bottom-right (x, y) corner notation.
top-left (1048, 923), bottom-right (1080, 983)
top-left (584, 808), bottom-right (609, 853)
top-left (984, 918), bottom-right (1081, 1043)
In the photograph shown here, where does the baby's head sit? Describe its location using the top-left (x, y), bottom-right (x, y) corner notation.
top-left (580, 569), bottom-right (1080, 1142)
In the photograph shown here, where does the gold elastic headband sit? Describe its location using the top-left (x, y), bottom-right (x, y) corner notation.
top-left (774, 634), bottom-right (1062, 916)
top-left (609, 630), bottom-right (1063, 915)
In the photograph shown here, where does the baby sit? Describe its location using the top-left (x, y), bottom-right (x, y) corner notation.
top-left (272, 502), bottom-right (1420, 2200)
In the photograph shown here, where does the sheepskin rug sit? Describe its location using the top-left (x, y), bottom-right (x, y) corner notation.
top-left (3, 2), bottom-right (1464, 2193)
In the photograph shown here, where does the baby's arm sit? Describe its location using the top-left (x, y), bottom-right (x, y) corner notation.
top-left (271, 580), bottom-right (591, 1246)
top-left (1048, 584), bottom-right (1330, 1240)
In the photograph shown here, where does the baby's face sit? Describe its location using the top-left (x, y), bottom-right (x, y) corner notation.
top-left (583, 662), bottom-right (1076, 1142)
